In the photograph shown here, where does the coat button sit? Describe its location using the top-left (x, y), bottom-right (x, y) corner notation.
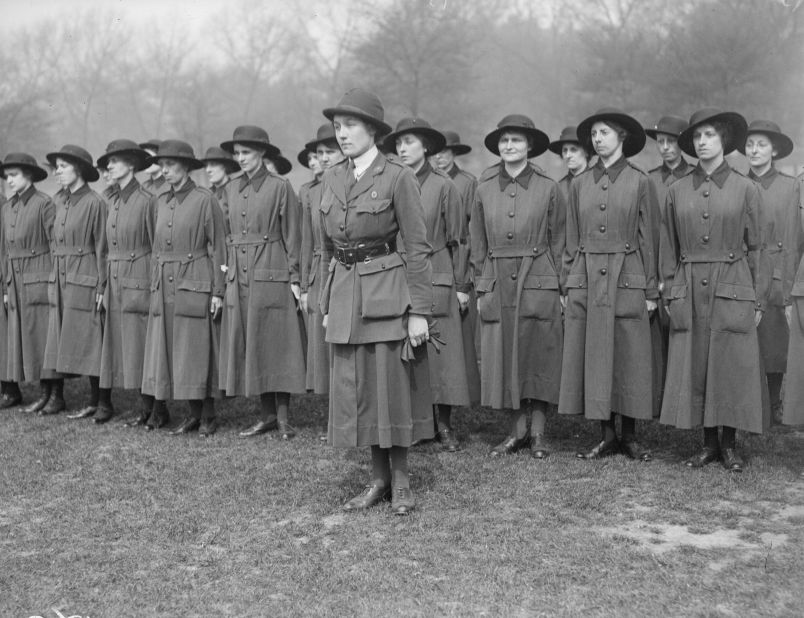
top-left (624, 282), bottom-right (630, 288)
top-left (342, 205), bottom-right (346, 211)
top-left (732, 293), bottom-right (737, 299)
top-left (112, 240), bottom-right (117, 245)
top-left (241, 230), bottom-right (246, 235)
top-left (508, 211), bottom-right (515, 218)
top-left (536, 282), bottom-right (541, 288)
top-left (703, 191), bottom-right (710, 197)
top-left (166, 240), bottom-right (172, 245)
top-left (241, 211), bottom-right (246, 217)
top-left (339, 224), bottom-right (345, 231)
top-left (600, 268), bottom-right (607, 275)
top-left (580, 245), bottom-right (585, 251)
top-left (625, 243), bottom-right (631, 250)
top-left (488, 250), bottom-right (493, 256)
top-left (728, 252), bottom-right (735, 259)
top-left (187, 253), bottom-right (193, 259)
top-left (130, 252), bottom-right (135, 258)
top-left (705, 175), bottom-right (711, 181)
top-left (602, 184), bottom-right (608, 190)
top-left (381, 264), bottom-right (386, 269)
top-left (702, 212), bottom-right (709, 219)
top-left (111, 223), bottom-right (116, 228)
top-left (263, 235), bottom-right (269, 240)
top-left (507, 232), bottom-right (513, 239)
top-left (77, 248), bottom-right (83, 254)
top-left (599, 225), bottom-right (606, 233)
top-left (242, 266), bottom-right (247, 272)
top-left (599, 204), bottom-right (606, 211)
top-left (371, 191), bottom-right (378, 198)
top-left (702, 279), bottom-right (708, 286)
top-left (168, 276), bottom-right (173, 282)
top-left (702, 235), bottom-right (709, 243)
top-left (532, 247), bottom-right (538, 254)
top-left (168, 222), bottom-right (172, 227)
top-left (681, 253), bottom-right (687, 260)
top-left (778, 241), bottom-right (783, 248)
top-left (511, 273), bottom-right (517, 280)
top-left (509, 191), bottom-right (516, 197)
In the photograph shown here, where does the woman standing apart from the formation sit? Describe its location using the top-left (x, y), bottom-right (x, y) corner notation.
top-left (743, 121), bottom-right (800, 425)
top-left (201, 147), bottom-right (239, 202)
top-left (44, 145), bottom-right (110, 421)
top-left (218, 126), bottom-right (306, 439)
top-left (660, 109), bottom-right (768, 471)
top-left (549, 126), bottom-right (590, 203)
top-left (559, 108), bottom-right (658, 460)
top-left (96, 140), bottom-right (161, 427)
top-left (0, 155), bottom-right (64, 414)
top-left (319, 89), bottom-right (433, 515)
top-left (472, 115), bottom-right (565, 457)
top-left (141, 140), bottom-right (226, 436)
top-left (385, 118), bottom-right (472, 452)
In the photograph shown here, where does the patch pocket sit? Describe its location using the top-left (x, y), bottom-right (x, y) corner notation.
top-left (357, 253), bottom-right (411, 319)
top-left (475, 276), bottom-right (500, 323)
top-left (614, 273), bottom-right (647, 320)
top-left (768, 266), bottom-right (783, 306)
top-left (174, 279), bottom-right (211, 318)
top-left (711, 282), bottom-right (756, 334)
top-left (564, 273), bottom-right (587, 289)
top-left (22, 272), bottom-right (50, 306)
top-left (121, 278), bottom-right (151, 314)
top-left (665, 284), bottom-right (690, 332)
top-left (252, 268), bottom-right (290, 309)
top-left (519, 274), bottom-right (559, 319)
top-left (431, 271), bottom-right (454, 317)
top-left (64, 272), bottom-right (99, 311)
top-left (224, 268), bottom-right (237, 307)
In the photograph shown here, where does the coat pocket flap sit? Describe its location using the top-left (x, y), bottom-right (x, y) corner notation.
top-left (253, 269), bottom-right (290, 282)
top-left (667, 284), bottom-right (687, 300)
top-left (66, 272), bottom-right (99, 287)
top-left (354, 199), bottom-right (392, 215)
top-left (356, 252), bottom-right (405, 275)
top-left (319, 198), bottom-right (334, 215)
top-left (565, 273), bottom-right (587, 288)
top-left (22, 272), bottom-right (51, 284)
top-left (48, 271), bottom-right (57, 283)
top-left (617, 273), bottom-right (646, 289)
top-left (523, 274), bottom-right (559, 290)
top-left (475, 276), bottom-right (496, 294)
top-left (772, 266), bottom-right (782, 281)
top-left (792, 281), bottom-right (804, 296)
top-left (177, 279), bottom-right (212, 292)
top-left (121, 277), bottom-right (150, 290)
top-left (714, 282), bottom-right (756, 302)
top-left (431, 271), bottom-right (454, 287)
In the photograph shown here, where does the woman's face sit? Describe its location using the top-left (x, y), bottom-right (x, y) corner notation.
top-left (143, 148), bottom-right (161, 175)
top-left (396, 133), bottom-right (426, 169)
top-left (745, 132), bottom-right (776, 171)
top-left (591, 121), bottom-right (622, 159)
top-left (655, 133), bottom-right (682, 165)
top-left (316, 143), bottom-right (344, 170)
top-left (432, 147), bottom-right (455, 171)
top-left (307, 151), bottom-right (323, 175)
top-left (562, 143), bottom-right (588, 174)
top-left (107, 155), bottom-right (134, 182)
top-left (233, 144), bottom-right (264, 175)
top-left (54, 158), bottom-right (80, 187)
top-left (692, 123), bottom-right (724, 162)
top-left (498, 131), bottom-right (529, 165)
top-left (333, 115), bottom-right (374, 158)
top-left (205, 161), bottom-right (228, 185)
top-left (4, 168), bottom-right (32, 194)
top-left (160, 158), bottom-right (189, 187)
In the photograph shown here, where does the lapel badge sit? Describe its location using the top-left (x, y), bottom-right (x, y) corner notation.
top-left (370, 191), bottom-right (378, 198)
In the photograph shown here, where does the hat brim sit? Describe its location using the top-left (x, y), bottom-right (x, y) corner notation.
top-left (97, 149), bottom-right (150, 173)
top-left (144, 155), bottom-right (204, 172)
top-left (443, 144), bottom-right (471, 156)
top-left (548, 139), bottom-right (584, 156)
top-left (577, 112), bottom-right (646, 158)
top-left (0, 162), bottom-right (48, 183)
top-left (297, 149), bottom-right (312, 168)
top-left (644, 128), bottom-right (683, 140)
top-left (271, 157), bottom-right (292, 175)
top-left (199, 157), bottom-right (240, 174)
top-left (678, 112), bottom-right (747, 158)
top-left (304, 136), bottom-right (341, 153)
top-left (383, 127), bottom-right (447, 156)
top-left (743, 130), bottom-right (794, 161)
top-left (322, 106), bottom-right (392, 136)
top-left (220, 140), bottom-right (281, 160)
top-left (484, 126), bottom-right (550, 158)
top-left (46, 152), bottom-right (100, 182)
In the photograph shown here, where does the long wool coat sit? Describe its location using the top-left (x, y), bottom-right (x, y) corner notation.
top-left (141, 179), bottom-right (225, 400)
top-left (781, 172), bottom-right (804, 425)
top-left (44, 184), bottom-right (107, 376)
top-left (318, 151), bottom-right (433, 448)
top-left (472, 162), bottom-right (566, 410)
top-left (2, 187), bottom-right (58, 383)
top-left (659, 161), bottom-right (768, 433)
top-left (218, 165), bottom-right (306, 396)
top-left (559, 156), bottom-right (658, 421)
top-left (99, 179), bottom-right (156, 389)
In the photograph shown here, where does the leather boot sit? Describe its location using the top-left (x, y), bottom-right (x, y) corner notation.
top-left (145, 400), bottom-right (170, 430)
top-left (0, 381), bottom-right (22, 409)
top-left (40, 380), bottom-right (66, 415)
top-left (23, 381), bottom-right (51, 414)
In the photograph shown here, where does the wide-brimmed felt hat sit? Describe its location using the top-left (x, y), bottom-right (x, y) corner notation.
top-left (46, 144), bottom-right (100, 182)
top-left (96, 139), bottom-right (149, 172)
top-left (484, 114), bottom-right (550, 158)
top-left (299, 124), bottom-right (340, 167)
top-left (144, 139), bottom-right (204, 171)
top-left (548, 126), bottom-right (585, 156)
top-left (268, 153), bottom-right (292, 176)
top-left (645, 116), bottom-right (688, 140)
top-left (220, 125), bottom-right (281, 159)
top-left (743, 119), bottom-right (794, 160)
top-left (323, 88), bottom-right (392, 136)
top-left (139, 138), bottom-right (162, 153)
top-left (0, 152), bottom-right (48, 183)
top-left (577, 108), bottom-right (646, 158)
top-left (441, 131), bottom-right (471, 156)
top-left (200, 146), bottom-right (240, 174)
top-left (383, 118), bottom-right (447, 156)
top-left (678, 108), bottom-right (747, 158)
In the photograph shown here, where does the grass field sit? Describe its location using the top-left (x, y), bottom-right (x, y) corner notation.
top-left (2, 380), bottom-right (803, 617)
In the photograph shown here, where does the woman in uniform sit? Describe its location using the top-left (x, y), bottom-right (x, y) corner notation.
top-left (384, 117), bottom-right (471, 452)
top-left (141, 140), bottom-right (226, 436)
top-left (472, 114), bottom-right (565, 458)
top-left (201, 147), bottom-right (239, 201)
top-left (549, 126), bottom-right (590, 202)
top-left (559, 108), bottom-right (658, 461)
top-left (139, 139), bottom-right (168, 197)
top-left (743, 121), bottom-right (800, 424)
top-left (660, 109), bottom-right (767, 471)
top-left (218, 126), bottom-right (306, 439)
top-left (0, 154), bottom-right (64, 414)
top-left (44, 145), bottom-right (110, 421)
top-left (319, 88), bottom-right (433, 515)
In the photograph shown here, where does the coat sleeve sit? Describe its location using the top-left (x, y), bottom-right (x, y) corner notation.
top-left (299, 187), bottom-right (313, 293)
top-left (206, 194), bottom-right (227, 297)
top-left (282, 180), bottom-right (301, 285)
top-left (0, 202), bottom-right (6, 298)
top-left (318, 182), bottom-right (335, 317)
top-left (783, 180), bottom-right (802, 305)
top-left (637, 175), bottom-right (659, 300)
top-left (560, 178), bottom-right (581, 294)
top-left (548, 182), bottom-right (566, 275)
top-left (659, 188), bottom-right (681, 301)
top-left (744, 182), bottom-right (769, 310)
top-left (442, 179), bottom-right (468, 292)
top-left (93, 196), bottom-right (108, 295)
top-left (469, 189), bottom-right (488, 279)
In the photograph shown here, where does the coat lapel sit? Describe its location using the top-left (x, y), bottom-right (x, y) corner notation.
top-left (348, 153), bottom-right (385, 201)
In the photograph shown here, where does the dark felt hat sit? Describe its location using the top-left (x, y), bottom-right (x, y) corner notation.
top-left (484, 114), bottom-right (550, 158)
top-left (200, 146), bottom-right (240, 174)
top-left (144, 139), bottom-right (204, 171)
top-left (97, 139), bottom-right (149, 172)
top-left (577, 108), bottom-right (646, 158)
top-left (220, 126), bottom-right (281, 159)
top-left (46, 144), bottom-right (100, 182)
top-left (323, 88), bottom-right (392, 136)
top-left (744, 119), bottom-right (794, 160)
top-left (0, 152), bottom-right (48, 183)
top-left (441, 131), bottom-right (471, 156)
top-left (678, 108), bottom-right (747, 158)
top-left (268, 153), bottom-right (292, 175)
top-left (297, 149), bottom-right (314, 169)
top-left (139, 139), bottom-right (162, 153)
top-left (548, 126), bottom-right (584, 155)
top-left (645, 116), bottom-right (689, 140)
top-left (299, 124), bottom-right (341, 168)
top-left (383, 117), bottom-right (447, 156)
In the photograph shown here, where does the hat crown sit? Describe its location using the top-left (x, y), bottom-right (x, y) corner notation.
top-left (687, 108), bottom-right (726, 128)
top-left (393, 117), bottom-right (434, 133)
top-left (105, 139), bottom-right (142, 154)
top-left (315, 123), bottom-right (337, 142)
top-left (231, 125), bottom-right (272, 145)
top-left (203, 146), bottom-right (233, 160)
top-left (53, 144), bottom-right (93, 167)
top-left (651, 116), bottom-right (688, 137)
top-left (157, 139), bottom-right (197, 159)
top-left (443, 131), bottom-right (461, 145)
top-left (334, 88), bottom-right (385, 122)
top-left (497, 114), bottom-right (536, 130)
top-left (558, 126), bottom-right (579, 142)
top-left (3, 152), bottom-right (39, 168)
top-left (746, 119), bottom-right (782, 135)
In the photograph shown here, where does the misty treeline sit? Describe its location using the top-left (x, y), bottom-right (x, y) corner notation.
top-left (1, 0), bottom-right (802, 179)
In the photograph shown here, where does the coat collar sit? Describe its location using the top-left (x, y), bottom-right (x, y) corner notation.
top-left (415, 160), bottom-right (433, 186)
top-left (111, 177), bottom-right (140, 203)
top-left (239, 164), bottom-right (268, 193)
top-left (498, 162), bottom-right (534, 190)
top-left (348, 151), bottom-right (386, 201)
top-left (167, 178), bottom-right (196, 204)
top-left (692, 160), bottom-right (731, 190)
top-left (446, 162), bottom-right (461, 179)
top-left (748, 166), bottom-right (778, 190)
top-left (592, 155), bottom-right (627, 183)
top-left (67, 183), bottom-right (90, 206)
top-left (660, 158), bottom-right (690, 182)
top-left (12, 184), bottom-right (37, 206)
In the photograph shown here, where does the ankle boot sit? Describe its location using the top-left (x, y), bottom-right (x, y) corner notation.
top-left (41, 380), bottom-right (66, 415)
top-left (23, 381), bottom-right (52, 414)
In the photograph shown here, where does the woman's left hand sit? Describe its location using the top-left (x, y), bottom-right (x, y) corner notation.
top-left (290, 283), bottom-right (301, 302)
top-left (456, 291), bottom-right (470, 313)
top-left (785, 305), bottom-right (793, 328)
top-left (96, 293), bottom-right (104, 312)
top-left (646, 299), bottom-right (657, 314)
top-left (754, 309), bottom-right (763, 327)
top-left (210, 295), bottom-right (223, 320)
top-left (408, 314), bottom-right (429, 347)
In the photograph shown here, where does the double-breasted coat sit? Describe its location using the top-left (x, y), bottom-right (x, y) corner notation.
top-left (44, 185), bottom-right (107, 376)
top-left (559, 157), bottom-right (658, 421)
top-left (99, 179), bottom-right (156, 389)
top-left (471, 163), bottom-right (566, 410)
top-left (319, 150), bottom-right (433, 448)
top-left (2, 187), bottom-right (57, 382)
top-left (141, 179), bottom-right (226, 400)
top-left (218, 165), bottom-right (306, 396)
top-left (142, 175), bottom-right (168, 198)
top-left (659, 161), bottom-right (768, 433)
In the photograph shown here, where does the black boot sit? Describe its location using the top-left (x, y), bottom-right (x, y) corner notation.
top-left (145, 399), bottom-right (170, 430)
top-left (40, 379), bottom-right (66, 415)
top-left (23, 380), bottom-right (52, 414)
top-left (93, 388), bottom-right (114, 424)
top-left (0, 381), bottom-right (22, 409)
top-left (123, 393), bottom-right (153, 427)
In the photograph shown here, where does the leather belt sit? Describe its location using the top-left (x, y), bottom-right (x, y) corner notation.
top-left (334, 240), bottom-right (396, 265)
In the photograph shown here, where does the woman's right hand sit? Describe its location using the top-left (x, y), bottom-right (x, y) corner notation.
top-left (322, 314), bottom-right (328, 329)
top-left (300, 292), bottom-right (309, 314)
